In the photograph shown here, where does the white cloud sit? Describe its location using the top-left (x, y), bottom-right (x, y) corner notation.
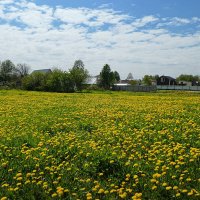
top-left (0, 1), bottom-right (54, 28)
top-left (158, 17), bottom-right (199, 27)
top-left (0, 0), bottom-right (200, 79)
top-left (169, 17), bottom-right (191, 25)
top-left (0, 0), bottom-right (14, 5)
top-left (132, 15), bottom-right (159, 28)
top-left (192, 17), bottom-right (200, 23)
top-left (54, 7), bottom-right (130, 27)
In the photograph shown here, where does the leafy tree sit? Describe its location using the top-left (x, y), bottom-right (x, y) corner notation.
top-left (73, 60), bottom-right (84, 69)
top-left (69, 60), bottom-right (89, 91)
top-left (62, 72), bottom-right (75, 92)
top-left (22, 69), bottom-right (75, 92)
top-left (114, 71), bottom-right (120, 82)
top-left (129, 80), bottom-right (138, 85)
top-left (142, 75), bottom-right (153, 85)
top-left (22, 72), bottom-right (48, 91)
top-left (99, 64), bottom-right (115, 89)
top-left (45, 69), bottom-right (64, 92)
top-left (46, 69), bottom-right (74, 92)
top-left (176, 74), bottom-right (200, 82)
top-left (0, 60), bottom-right (15, 83)
top-left (142, 75), bottom-right (159, 85)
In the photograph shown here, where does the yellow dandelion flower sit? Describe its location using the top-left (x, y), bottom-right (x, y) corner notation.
top-left (52, 193), bottom-right (57, 198)
top-left (17, 177), bottom-right (23, 181)
top-left (152, 185), bottom-right (157, 190)
top-left (25, 180), bottom-right (30, 184)
top-left (1, 163), bottom-right (8, 168)
top-left (188, 191), bottom-right (194, 196)
top-left (162, 183), bottom-right (167, 187)
top-left (166, 186), bottom-right (172, 190)
top-left (1, 197), bottom-right (7, 200)
top-left (176, 193), bottom-right (181, 197)
top-left (173, 186), bottom-right (178, 190)
top-left (16, 173), bottom-right (22, 177)
top-left (119, 192), bottom-right (127, 198)
top-left (133, 175), bottom-right (138, 179)
top-left (98, 189), bottom-right (104, 194)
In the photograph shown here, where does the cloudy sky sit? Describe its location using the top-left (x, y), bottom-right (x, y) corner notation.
top-left (0, 0), bottom-right (200, 79)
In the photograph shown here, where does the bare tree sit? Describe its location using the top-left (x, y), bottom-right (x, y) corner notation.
top-left (126, 73), bottom-right (133, 80)
top-left (16, 63), bottom-right (30, 78)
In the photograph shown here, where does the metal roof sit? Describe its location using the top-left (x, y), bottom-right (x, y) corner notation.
top-left (32, 69), bottom-right (52, 73)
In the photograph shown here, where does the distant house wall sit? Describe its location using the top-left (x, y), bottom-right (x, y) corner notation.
top-left (192, 81), bottom-right (200, 86)
top-left (85, 76), bottom-right (99, 85)
top-left (178, 81), bottom-right (192, 86)
top-left (151, 80), bottom-right (157, 86)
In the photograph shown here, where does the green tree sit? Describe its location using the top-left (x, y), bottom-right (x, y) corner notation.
top-left (69, 60), bottom-right (89, 91)
top-left (176, 74), bottom-right (200, 82)
top-left (22, 72), bottom-right (48, 91)
top-left (114, 71), bottom-right (120, 82)
top-left (46, 69), bottom-right (64, 92)
top-left (142, 75), bottom-right (153, 85)
top-left (129, 80), bottom-right (138, 85)
top-left (0, 60), bottom-right (15, 83)
top-left (73, 60), bottom-right (84, 69)
top-left (46, 69), bottom-right (74, 92)
top-left (62, 72), bottom-right (75, 92)
top-left (99, 64), bottom-right (115, 89)
top-left (142, 75), bottom-right (159, 85)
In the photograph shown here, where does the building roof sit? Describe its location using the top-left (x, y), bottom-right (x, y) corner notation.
top-left (120, 80), bottom-right (130, 84)
top-left (114, 83), bottom-right (131, 86)
top-left (32, 69), bottom-right (52, 74)
top-left (160, 75), bottom-right (175, 80)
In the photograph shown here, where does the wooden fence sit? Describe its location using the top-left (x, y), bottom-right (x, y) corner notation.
top-left (157, 85), bottom-right (200, 91)
top-left (112, 85), bottom-right (200, 92)
top-left (112, 85), bottom-right (157, 92)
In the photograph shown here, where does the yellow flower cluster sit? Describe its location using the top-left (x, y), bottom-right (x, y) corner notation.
top-left (0, 90), bottom-right (200, 199)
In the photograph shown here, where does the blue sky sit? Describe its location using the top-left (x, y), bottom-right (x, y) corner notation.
top-left (36, 0), bottom-right (200, 18)
top-left (0, 0), bottom-right (200, 78)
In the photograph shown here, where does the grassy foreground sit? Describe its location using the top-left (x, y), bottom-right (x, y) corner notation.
top-left (0, 90), bottom-right (200, 200)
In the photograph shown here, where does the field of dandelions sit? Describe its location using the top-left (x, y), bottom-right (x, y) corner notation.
top-left (0, 90), bottom-right (200, 200)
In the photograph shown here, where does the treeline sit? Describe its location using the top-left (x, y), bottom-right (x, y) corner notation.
top-left (0, 60), bottom-right (30, 87)
top-left (0, 59), bottom-right (89, 92)
top-left (23, 63), bottom-right (121, 91)
top-left (1, 58), bottom-right (199, 91)
top-left (23, 61), bottom-right (89, 92)
top-left (176, 74), bottom-right (200, 82)
top-left (0, 59), bottom-right (121, 92)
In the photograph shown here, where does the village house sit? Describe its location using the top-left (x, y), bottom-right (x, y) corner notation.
top-left (157, 75), bottom-right (176, 85)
